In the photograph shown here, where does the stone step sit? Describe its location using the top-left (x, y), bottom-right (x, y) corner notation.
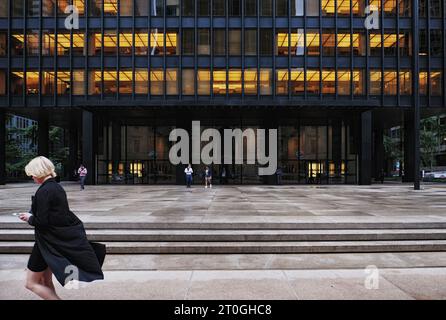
top-left (2, 221), bottom-right (446, 230)
top-left (2, 229), bottom-right (446, 242)
top-left (2, 240), bottom-right (446, 254)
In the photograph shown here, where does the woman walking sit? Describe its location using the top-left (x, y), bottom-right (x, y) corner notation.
top-left (18, 156), bottom-right (105, 300)
top-left (77, 164), bottom-right (87, 191)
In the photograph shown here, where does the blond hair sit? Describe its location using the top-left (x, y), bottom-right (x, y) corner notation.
top-left (25, 156), bottom-right (57, 179)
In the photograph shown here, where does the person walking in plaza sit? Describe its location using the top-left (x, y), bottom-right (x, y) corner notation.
top-left (17, 156), bottom-right (105, 300)
top-left (78, 164), bottom-right (87, 191)
top-left (185, 164), bottom-right (193, 188)
top-left (204, 166), bottom-right (212, 189)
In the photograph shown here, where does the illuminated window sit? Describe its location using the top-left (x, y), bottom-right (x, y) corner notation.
top-left (290, 29), bottom-right (305, 56)
top-left (166, 69), bottom-right (179, 95)
top-left (322, 0), bottom-right (358, 16)
top-left (89, 71), bottom-right (102, 95)
top-left (51, 33), bottom-right (85, 56)
top-left (26, 72), bottom-right (40, 95)
top-left (399, 32), bottom-right (412, 57)
top-left (182, 69), bottom-right (195, 95)
top-left (306, 70), bottom-right (320, 94)
top-left (73, 71), bottom-right (85, 95)
top-left (134, 32), bottom-right (149, 55)
top-left (42, 32), bottom-right (55, 56)
top-left (369, 33), bottom-right (402, 56)
top-left (369, 0), bottom-right (397, 16)
top-left (399, 0), bottom-right (411, 16)
top-left (276, 70), bottom-right (288, 95)
top-left (383, 71), bottom-right (397, 95)
top-left (27, 31), bottom-right (40, 56)
top-left (73, 0), bottom-right (86, 15)
top-left (244, 69), bottom-right (258, 95)
top-left (11, 72), bottom-right (24, 95)
top-left (369, 70), bottom-right (385, 95)
top-left (306, 31), bottom-right (320, 55)
top-left (352, 0), bottom-right (366, 16)
top-left (399, 71), bottom-right (412, 95)
top-left (119, 32), bottom-right (134, 55)
top-left (338, 70), bottom-right (351, 96)
top-left (290, 69), bottom-right (305, 95)
top-left (149, 30), bottom-right (178, 56)
top-left (150, 69), bottom-right (164, 95)
top-left (260, 69), bottom-right (272, 95)
top-left (228, 70), bottom-right (242, 95)
top-left (213, 70), bottom-right (227, 95)
top-left (135, 69), bottom-right (148, 94)
top-left (12, 34), bottom-right (25, 56)
top-left (322, 33), bottom-right (336, 56)
top-left (119, 70), bottom-right (133, 94)
top-left (353, 71), bottom-right (365, 95)
top-left (337, 33), bottom-right (363, 56)
top-left (322, 70), bottom-right (336, 95)
top-left (277, 32), bottom-right (290, 56)
top-left (104, 0), bottom-right (118, 15)
top-left (94, 31), bottom-right (118, 55)
top-left (103, 71), bottom-right (118, 95)
top-left (197, 70), bottom-right (211, 95)
top-left (430, 72), bottom-right (442, 96)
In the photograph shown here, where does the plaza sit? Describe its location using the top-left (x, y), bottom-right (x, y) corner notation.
top-left (1, 183), bottom-right (446, 299)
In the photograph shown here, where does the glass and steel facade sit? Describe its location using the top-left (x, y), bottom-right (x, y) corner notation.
top-left (0, 0), bottom-right (445, 185)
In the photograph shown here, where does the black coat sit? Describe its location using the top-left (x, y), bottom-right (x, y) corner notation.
top-left (28, 178), bottom-right (105, 286)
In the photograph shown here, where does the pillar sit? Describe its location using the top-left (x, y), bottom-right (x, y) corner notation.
top-left (332, 119), bottom-right (343, 181)
top-left (175, 117), bottom-right (191, 185)
top-left (82, 110), bottom-right (95, 185)
top-left (37, 111), bottom-right (49, 156)
top-left (403, 111), bottom-right (415, 182)
top-left (374, 125), bottom-right (385, 181)
top-left (111, 121), bottom-right (121, 177)
top-left (0, 110), bottom-right (6, 185)
top-left (67, 119), bottom-right (78, 180)
top-left (359, 111), bottom-right (372, 185)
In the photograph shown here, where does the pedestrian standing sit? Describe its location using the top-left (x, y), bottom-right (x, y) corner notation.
top-left (184, 164), bottom-right (193, 188)
top-left (204, 166), bottom-right (212, 189)
top-left (78, 164), bottom-right (87, 191)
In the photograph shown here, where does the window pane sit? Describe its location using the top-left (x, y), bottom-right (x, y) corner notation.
top-left (322, 33), bottom-right (336, 56)
top-left (322, 70), bottom-right (336, 95)
top-left (27, 0), bottom-right (40, 16)
top-left (430, 30), bottom-right (443, 57)
top-left (430, 0), bottom-right (442, 17)
top-left (277, 32), bottom-right (289, 55)
top-left (150, 0), bottom-right (163, 16)
top-left (0, 33), bottom-right (7, 56)
top-left (166, 0), bottom-right (180, 16)
top-left (353, 71), bottom-right (365, 95)
top-left (182, 69), bottom-right (195, 95)
top-left (229, 0), bottom-right (241, 16)
top-left (103, 71), bottom-right (118, 95)
top-left (260, 29), bottom-right (273, 55)
top-left (214, 0), bottom-right (225, 15)
top-left (43, 72), bottom-right (55, 95)
top-left (260, 0), bottom-right (272, 16)
top-left (0, 70), bottom-right (5, 95)
top-left (13, 0), bottom-right (24, 17)
top-left (260, 69), bottom-right (272, 95)
top-left (229, 30), bottom-right (241, 55)
top-left (306, 0), bottom-right (319, 16)
top-left (135, 69), bottom-right (148, 94)
top-left (383, 71), bottom-right (397, 95)
top-left (245, 30), bottom-right (257, 56)
top-left (56, 71), bottom-right (71, 95)
top-left (430, 72), bottom-right (442, 96)
top-left (0, 1), bottom-right (8, 17)
top-left (166, 69), bottom-right (178, 95)
top-left (27, 72), bottom-right (40, 95)
top-left (228, 69), bottom-right (242, 94)
top-left (370, 71), bottom-right (382, 95)
top-left (135, 0), bottom-right (149, 16)
top-left (120, 0), bottom-right (133, 16)
top-left (276, 70), bottom-right (288, 95)
top-left (244, 69), bottom-right (257, 95)
top-left (213, 29), bottom-right (226, 55)
top-left (307, 70), bottom-right (320, 94)
top-left (198, 0), bottom-right (209, 16)
top-left (419, 72), bottom-right (428, 95)
top-left (276, 0), bottom-right (288, 16)
top-left (43, 0), bottom-right (55, 16)
top-left (306, 30), bottom-right (320, 55)
top-left (119, 32), bottom-right (133, 55)
top-left (11, 72), bottom-right (24, 95)
top-left (42, 32), bottom-right (56, 56)
top-left (182, 0), bottom-right (194, 16)
top-left (182, 29), bottom-right (194, 55)
top-left (27, 32), bottom-right (40, 56)
top-left (291, 68), bottom-right (305, 95)
top-left (213, 70), bottom-right (227, 95)
top-left (198, 29), bottom-right (210, 55)
top-left (73, 71), bottom-right (85, 95)
top-left (119, 70), bottom-right (133, 94)
top-left (399, 71), bottom-right (411, 95)
top-left (245, 0), bottom-right (256, 16)
top-left (291, 0), bottom-right (304, 16)
top-left (338, 70), bottom-right (351, 95)
top-left (150, 69), bottom-right (164, 95)
top-left (135, 32), bottom-right (149, 55)
top-left (197, 70), bottom-right (210, 95)
top-left (12, 34), bottom-right (25, 56)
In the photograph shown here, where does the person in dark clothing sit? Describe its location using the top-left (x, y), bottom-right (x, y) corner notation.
top-left (18, 156), bottom-right (105, 300)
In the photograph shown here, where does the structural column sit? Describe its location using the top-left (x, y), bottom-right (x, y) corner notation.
top-left (359, 111), bottom-right (372, 185)
top-left (37, 112), bottom-right (49, 157)
top-left (175, 117), bottom-right (191, 185)
top-left (111, 121), bottom-right (121, 178)
top-left (0, 110), bottom-right (6, 185)
top-left (373, 125), bottom-right (385, 181)
top-left (332, 119), bottom-right (343, 181)
top-left (82, 110), bottom-right (95, 185)
top-left (403, 111), bottom-right (415, 182)
top-left (67, 119), bottom-right (79, 180)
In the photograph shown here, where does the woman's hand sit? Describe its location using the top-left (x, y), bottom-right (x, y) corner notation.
top-left (18, 213), bottom-right (31, 222)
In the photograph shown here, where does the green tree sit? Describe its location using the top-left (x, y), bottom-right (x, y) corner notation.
top-left (420, 116), bottom-right (446, 170)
